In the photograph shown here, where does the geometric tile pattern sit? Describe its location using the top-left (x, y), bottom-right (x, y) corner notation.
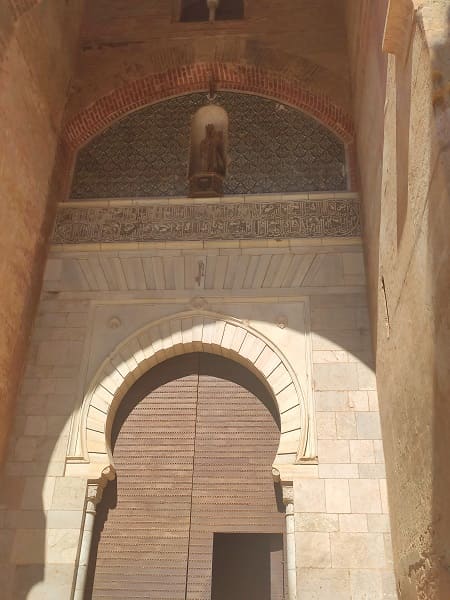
top-left (70, 92), bottom-right (347, 199)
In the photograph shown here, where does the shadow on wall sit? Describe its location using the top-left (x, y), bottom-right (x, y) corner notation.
top-left (429, 6), bottom-right (450, 598)
top-left (375, 6), bottom-right (450, 598)
top-left (0, 289), bottom-right (376, 599)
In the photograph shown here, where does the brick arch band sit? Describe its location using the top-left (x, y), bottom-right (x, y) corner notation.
top-left (67, 312), bottom-right (313, 481)
top-left (63, 62), bottom-right (357, 189)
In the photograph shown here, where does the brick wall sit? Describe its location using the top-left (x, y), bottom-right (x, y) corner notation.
top-left (0, 0), bottom-right (85, 465)
top-left (67, 0), bottom-right (351, 122)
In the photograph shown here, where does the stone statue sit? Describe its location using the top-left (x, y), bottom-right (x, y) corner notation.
top-left (189, 106), bottom-right (228, 197)
top-left (199, 123), bottom-right (226, 176)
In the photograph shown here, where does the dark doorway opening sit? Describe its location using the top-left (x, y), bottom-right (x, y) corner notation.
top-left (180, 0), bottom-right (244, 22)
top-left (211, 533), bottom-right (284, 600)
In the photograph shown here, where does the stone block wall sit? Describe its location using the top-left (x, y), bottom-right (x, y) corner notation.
top-left (0, 208), bottom-right (397, 598)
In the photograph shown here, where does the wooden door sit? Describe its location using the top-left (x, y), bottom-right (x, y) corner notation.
top-left (87, 353), bottom-right (284, 599)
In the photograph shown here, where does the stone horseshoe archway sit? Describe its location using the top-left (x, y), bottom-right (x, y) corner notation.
top-left (67, 311), bottom-right (313, 482)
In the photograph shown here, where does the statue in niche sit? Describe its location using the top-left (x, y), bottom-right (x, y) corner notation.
top-left (200, 123), bottom-right (226, 176)
top-left (189, 104), bottom-right (229, 197)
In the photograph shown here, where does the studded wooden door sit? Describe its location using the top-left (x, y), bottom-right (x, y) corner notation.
top-left (86, 353), bottom-right (284, 600)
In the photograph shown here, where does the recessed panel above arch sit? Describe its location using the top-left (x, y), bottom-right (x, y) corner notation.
top-left (70, 92), bottom-right (347, 199)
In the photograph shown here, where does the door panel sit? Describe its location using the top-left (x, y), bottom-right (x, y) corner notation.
top-left (88, 353), bottom-right (283, 599)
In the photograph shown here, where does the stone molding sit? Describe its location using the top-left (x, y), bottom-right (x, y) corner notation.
top-left (53, 196), bottom-right (360, 245)
top-left (67, 311), bottom-right (314, 480)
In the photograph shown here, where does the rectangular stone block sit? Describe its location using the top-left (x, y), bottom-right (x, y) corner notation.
top-left (51, 478), bottom-right (86, 511)
top-left (330, 532), bottom-right (386, 568)
top-left (349, 479), bottom-right (382, 514)
top-left (318, 440), bottom-right (350, 464)
top-left (297, 568), bottom-right (350, 599)
top-left (294, 479), bottom-right (326, 513)
top-left (314, 364), bottom-right (359, 391)
top-left (380, 479), bottom-right (390, 514)
top-left (36, 341), bottom-right (83, 367)
top-left (315, 391), bottom-right (349, 412)
top-left (46, 529), bottom-right (81, 564)
top-left (316, 412), bottom-right (337, 439)
top-left (367, 514), bottom-right (391, 533)
top-left (325, 479), bottom-right (351, 514)
top-left (374, 440), bottom-right (386, 464)
top-left (311, 307), bottom-right (357, 330)
top-left (312, 330), bottom-right (371, 353)
top-left (24, 417), bottom-right (47, 437)
top-left (358, 464), bottom-right (386, 478)
top-left (350, 440), bottom-right (375, 464)
top-left (295, 532), bottom-right (331, 568)
top-left (12, 530), bottom-right (45, 565)
top-left (368, 391), bottom-right (379, 411)
top-left (356, 412), bottom-right (382, 439)
top-left (313, 350), bottom-right (348, 363)
top-left (46, 510), bottom-right (84, 530)
top-left (295, 513), bottom-right (339, 533)
top-left (356, 363), bottom-right (377, 390)
top-left (350, 569), bottom-right (383, 599)
top-left (318, 463), bottom-right (359, 479)
top-left (339, 514), bottom-right (368, 532)
top-left (12, 563), bottom-right (75, 600)
top-left (14, 438), bottom-right (38, 462)
top-left (5, 510), bottom-right (45, 530)
top-left (348, 391), bottom-right (369, 411)
top-left (336, 412), bottom-right (357, 439)
top-left (21, 477), bottom-right (56, 511)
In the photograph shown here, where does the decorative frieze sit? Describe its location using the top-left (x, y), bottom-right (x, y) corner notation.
top-left (53, 197), bottom-right (360, 245)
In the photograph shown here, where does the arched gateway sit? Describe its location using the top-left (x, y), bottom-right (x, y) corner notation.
top-left (70, 312), bottom-right (306, 600)
top-left (86, 352), bottom-right (285, 600)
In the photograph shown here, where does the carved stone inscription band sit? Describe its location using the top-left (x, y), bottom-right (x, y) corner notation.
top-left (53, 198), bottom-right (360, 245)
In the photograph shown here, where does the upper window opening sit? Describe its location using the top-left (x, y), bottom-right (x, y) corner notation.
top-left (180, 0), bottom-right (244, 22)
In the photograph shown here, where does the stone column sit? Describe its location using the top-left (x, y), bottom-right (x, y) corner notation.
top-left (73, 482), bottom-right (104, 600)
top-left (282, 485), bottom-right (297, 600)
top-left (73, 466), bottom-right (115, 600)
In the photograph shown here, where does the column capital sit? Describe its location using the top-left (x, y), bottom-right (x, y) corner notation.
top-left (281, 483), bottom-right (294, 508)
top-left (86, 465), bottom-right (116, 513)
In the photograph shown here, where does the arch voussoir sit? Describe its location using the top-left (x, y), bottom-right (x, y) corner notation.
top-left (63, 62), bottom-right (354, 151)
top-left (80, 313), bottom-right (309, 472)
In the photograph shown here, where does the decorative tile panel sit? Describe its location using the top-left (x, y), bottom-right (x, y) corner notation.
top-left (53, 197), bottom-right (360, 244)
top-left (70, 92), bottom-right (347, 199)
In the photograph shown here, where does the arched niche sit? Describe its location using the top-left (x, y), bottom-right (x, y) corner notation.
top-left (189, 104), bottom-right (229, 196)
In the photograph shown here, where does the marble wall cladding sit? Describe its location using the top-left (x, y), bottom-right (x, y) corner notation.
top-left (70, 92), bottom-right (347, 199)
